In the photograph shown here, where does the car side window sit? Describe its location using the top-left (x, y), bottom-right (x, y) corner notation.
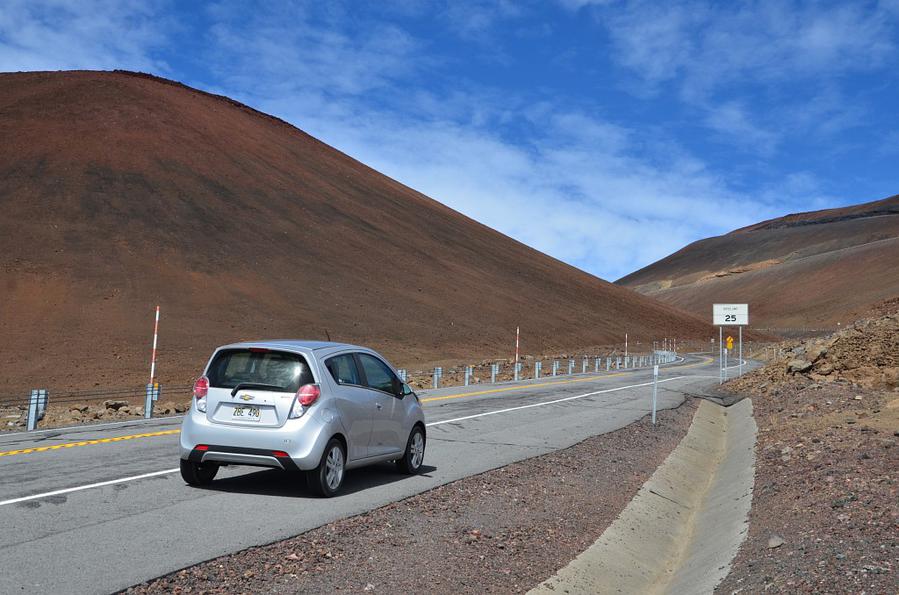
top-left (325, 354), bottom-right (362, 386)
top-left (357, 353), bottom-right (397, 395)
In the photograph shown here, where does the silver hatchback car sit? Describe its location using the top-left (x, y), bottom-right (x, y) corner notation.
top-left (179, 340), bottom-right (426, 497)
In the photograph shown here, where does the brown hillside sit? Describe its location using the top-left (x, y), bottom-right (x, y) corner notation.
top-left (0, 70), bottom-right (711, 393)
top-left (617, 195), bottom-right (899, 333)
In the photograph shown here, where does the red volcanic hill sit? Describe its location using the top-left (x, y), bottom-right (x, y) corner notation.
top-left (618, 195), bottom-right (899, 335)
top-left (0, 70), bottom-right (712, 391)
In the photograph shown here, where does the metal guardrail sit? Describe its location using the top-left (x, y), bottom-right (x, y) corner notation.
top-left (403, 350), bottom-right (678, 392)
top-left (0, 384), bottom-right (193, 432)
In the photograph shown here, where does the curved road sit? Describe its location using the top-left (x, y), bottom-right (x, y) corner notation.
top-left (0, 354), bottom-right (730, 594)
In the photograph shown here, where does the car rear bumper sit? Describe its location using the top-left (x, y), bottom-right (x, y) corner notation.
top-left (185, 444), bottom-right (301, 471)
top-left (179, 406), bottom-right (337, 471)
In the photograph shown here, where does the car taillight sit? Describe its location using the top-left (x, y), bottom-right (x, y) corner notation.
top-left (193, 376), bottom-right (209, 399)
top-left (289, 384), bottom-right (320, 418)
top-left (193, 376), bottom-right (209, 413)
top-left (195, 444), bottom-right (209, 451)
top-left (297, 384), bottom-right (320, 406)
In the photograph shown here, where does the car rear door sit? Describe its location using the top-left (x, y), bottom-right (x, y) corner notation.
top-left (323, 353), bottom-right (374, 462)
top-left (355, 353), bottom-right (405, 457)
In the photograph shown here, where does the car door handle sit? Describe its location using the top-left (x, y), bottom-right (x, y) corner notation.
top-left (376, 403), bottom-right (382, 410)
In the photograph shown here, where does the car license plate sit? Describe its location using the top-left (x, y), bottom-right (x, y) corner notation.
top-left (232, 405), bottom-right (261, 421)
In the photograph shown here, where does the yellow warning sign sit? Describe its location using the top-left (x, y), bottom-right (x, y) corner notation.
top-left (726, 336), bottom-right (734, 350)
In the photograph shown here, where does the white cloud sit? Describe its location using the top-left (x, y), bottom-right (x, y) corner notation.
top-left (0, 0), bottom-right (169, 73)
top-left (602, 1), bottom-right (896, 97)
top-left (704, 101), bottom-right (779, 155)
top-left (556, 0), bottom-right (616, 10)
top-left (245, 90), bottom-right (779, 279)
top-left (595, 1), bottom-right (898, 152)
top-left (441, 0), bottom-right (525, 39)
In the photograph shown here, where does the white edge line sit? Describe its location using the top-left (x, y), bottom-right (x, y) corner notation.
top-left (0, 468), bottom-right (180, 507)
top-left (2, 374), bottom-right (691, 507)
top-left (425, 376), bottom-right (686, 426)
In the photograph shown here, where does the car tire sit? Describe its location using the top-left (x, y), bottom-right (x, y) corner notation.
top-left (307, 438), bottom-right (346, 497)
top-left (180, 458), bottom-right (219, 486)
top-left (396, 425), bottom-right (425, 475)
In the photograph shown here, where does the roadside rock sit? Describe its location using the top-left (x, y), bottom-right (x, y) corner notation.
top-left (103, 400), bottom-right (130, 411)
top-left (767, 535), bottom-right (785, 549)
top-left (882, 367), bottom-right (899, 388)
top-left (815, 362), bottom-right (834, 375)
top-left (787, 359), bottom-right (813, 374)
top-left (807, 345), bottom-right (828, 362)
top-left (736, 301), bottom-right (899, 389)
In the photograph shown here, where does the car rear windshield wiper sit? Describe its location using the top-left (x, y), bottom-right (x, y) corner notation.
top-left (230, 382), bottom-right (287, 397)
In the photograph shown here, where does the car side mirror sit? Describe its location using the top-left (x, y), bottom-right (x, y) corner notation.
top-left (393, 379), bottom-right (413, 398)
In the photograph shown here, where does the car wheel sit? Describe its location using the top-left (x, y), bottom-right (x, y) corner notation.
top-left (180, 458), bottom-right (219, 486)
top-left (307, 438), bottom-right (345, 497)
top-left (396, 425), bottom-right (425, 474)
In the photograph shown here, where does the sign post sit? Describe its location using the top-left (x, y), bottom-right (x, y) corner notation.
top-left (713, 304), bottom-right (749, 382)
top-left (718, 328), bottom-right (726, 383)
top-left (725, 335), bottom-right (733, 381)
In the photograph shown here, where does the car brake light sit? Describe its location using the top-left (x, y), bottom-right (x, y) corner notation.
top-left (297, 384), bottom-right (320, 406)
top-left (289, 384), bottom-right (320, 418)
top-left (193, 376), bottom-right (209, 399)
top-left (272, 450), bottom-right (289, 458)
top-left (195, 444), bottom-right (209, 451)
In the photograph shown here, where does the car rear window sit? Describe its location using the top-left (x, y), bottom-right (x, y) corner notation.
top-left (207, 349), bottom-right (313, 392)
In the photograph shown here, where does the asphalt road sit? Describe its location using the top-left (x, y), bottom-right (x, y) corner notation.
top-left (0, 354), bottom-right (733, 594)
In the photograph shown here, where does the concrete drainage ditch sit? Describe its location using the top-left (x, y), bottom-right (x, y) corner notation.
top-left (531, 398), bottom-right (757, 594)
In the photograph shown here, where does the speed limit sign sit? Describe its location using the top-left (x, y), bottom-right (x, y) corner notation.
top-left (713, 304), bottom-right (749, 326)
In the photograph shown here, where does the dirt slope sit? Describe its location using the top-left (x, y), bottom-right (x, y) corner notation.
top-left (0, 70), bottom-right (711, 393)
top-left (617, 195), bottom-right (899, 333)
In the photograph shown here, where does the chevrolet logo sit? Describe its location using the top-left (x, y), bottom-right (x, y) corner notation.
top-left (239, 394), bottom-right (254, 401)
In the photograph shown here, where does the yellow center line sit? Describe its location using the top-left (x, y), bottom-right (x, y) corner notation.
top-left (0, 429), bottom-right (180, 458)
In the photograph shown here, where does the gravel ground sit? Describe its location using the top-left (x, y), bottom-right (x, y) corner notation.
top-left (717, 381), bottom-right (898, 594)
top-left (123, 399), bottom-right (698, 594)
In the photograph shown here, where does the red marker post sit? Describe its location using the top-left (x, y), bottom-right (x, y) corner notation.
top-left (514, 326), bottom-right (520, 381)
top-left (149, 306), bottom-right (160, 384)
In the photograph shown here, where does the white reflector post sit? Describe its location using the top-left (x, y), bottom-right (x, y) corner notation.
top-left (652, 365), bottom-right (659, 425)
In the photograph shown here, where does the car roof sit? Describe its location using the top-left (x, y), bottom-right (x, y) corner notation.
top-left (217, 339), bottom-right (365, 354)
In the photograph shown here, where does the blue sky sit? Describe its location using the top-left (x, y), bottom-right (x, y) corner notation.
top-left (2, 1), bottom-right (898, 280)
